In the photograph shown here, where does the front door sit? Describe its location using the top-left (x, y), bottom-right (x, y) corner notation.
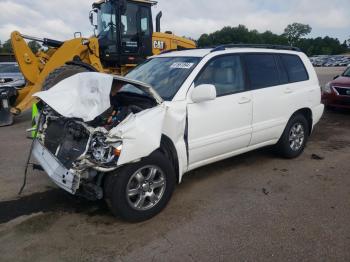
top-left (187, 55), bottom-right (253, 168)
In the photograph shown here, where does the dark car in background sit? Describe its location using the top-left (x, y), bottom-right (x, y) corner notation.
top-left (0, 62), bottom-right (26, 90)
top-left (0, 62), bottom-right (26, 126)
top-left (322, 66), bottom-right (350, 109)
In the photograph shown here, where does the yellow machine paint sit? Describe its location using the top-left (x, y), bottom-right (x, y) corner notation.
top-left (5, 0), bottom-right (196, 125)
top-left (10, 32), bottom-right (104, 115)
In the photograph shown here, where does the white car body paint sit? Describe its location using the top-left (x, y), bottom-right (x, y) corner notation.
top-left (108, 106), bottom-right (166, 166)
top-left (159, 48), bottom-right (324, 174)
top-left (34, 72), bottom-right (114, 122)
top-left (34, 47), bottom-right (324, 190)
top-left (34, 73), bottom-right (188, 181)
top-left (160, 101), bottom-right (188, 182)
top-left (34, 72), bottom-right (164, 122)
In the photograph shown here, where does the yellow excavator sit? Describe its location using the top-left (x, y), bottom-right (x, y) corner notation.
top-left (0, 0), bottom-right (196, 126)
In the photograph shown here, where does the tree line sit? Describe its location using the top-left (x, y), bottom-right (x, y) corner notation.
top-left (0, 23), bottom-right (349, 56)
top-left (0, 39), bottom-right (41, 54)
top-left (197, 23), bottom-right (349, 56)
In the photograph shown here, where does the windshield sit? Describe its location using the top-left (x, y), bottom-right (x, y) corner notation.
top-left (0, 63), bottom-right (20, 73)
top-left (122, 57), bottom-right (201, 101)
top-left (343, 67), bottom-right (350, 77)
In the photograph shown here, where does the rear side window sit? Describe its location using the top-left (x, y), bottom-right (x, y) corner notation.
top-left (244, 54), bottom-right (280, 89)
top-left (275, 55), bottom-right (289, 85)
top-left (280, 54), bottom-right (309, 83)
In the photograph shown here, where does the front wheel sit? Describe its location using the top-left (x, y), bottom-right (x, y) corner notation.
top-left (275, 114), bottom-right (309, 158)
top-left (104, 151), bottom-right (176, 222)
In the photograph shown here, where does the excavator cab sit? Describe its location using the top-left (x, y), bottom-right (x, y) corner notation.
top-left (91, 0), bottom-right (155, 68)
top-left (1, 0), bottom-right (196, 127)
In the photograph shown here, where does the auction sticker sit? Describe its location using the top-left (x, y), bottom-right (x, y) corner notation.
top-left (170, 62), bottom-right (194, 69)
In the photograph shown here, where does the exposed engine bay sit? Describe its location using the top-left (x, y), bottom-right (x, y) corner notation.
top-left (90, 91), bottom-right (158, 129)
top-left (39, 91), bottom-right (157, 171)
top-left (31, 73), bottom-right (168, 199)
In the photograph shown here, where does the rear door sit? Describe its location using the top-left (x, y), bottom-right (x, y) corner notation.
top-left (187, 54), bottom-right (253, 168)
top-left (244, 53), bottom-right (310, 146)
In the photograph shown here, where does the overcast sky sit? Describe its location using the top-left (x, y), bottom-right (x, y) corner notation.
top-left (0, 0), bottom-right (349, 43)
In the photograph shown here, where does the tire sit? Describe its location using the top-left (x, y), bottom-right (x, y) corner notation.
top-left (104, 150), bottom-right (176, 222)
top-left (275, 114), bottom-right (309, 159)
top-left (42, 65), bottom-right (89, 91)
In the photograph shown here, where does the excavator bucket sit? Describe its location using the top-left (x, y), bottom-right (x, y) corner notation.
top-left (0, 89), bottom-right (14, 126)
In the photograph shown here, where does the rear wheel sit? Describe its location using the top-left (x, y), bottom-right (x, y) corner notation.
top-left (275, 114), bottom-right (309, 158)
top-left (104, 150), bottom-right (176, 222)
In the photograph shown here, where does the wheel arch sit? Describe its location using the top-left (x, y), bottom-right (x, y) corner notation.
top-left (159, 134), bottom-right (180, 184)
top-left (290, 107), bottom-right (313, 135)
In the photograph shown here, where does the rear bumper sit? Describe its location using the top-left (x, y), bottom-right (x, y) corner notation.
top-left (312, 104), bottom-right (324, 127)
top-left (32, 140), bottom-right (80, 194)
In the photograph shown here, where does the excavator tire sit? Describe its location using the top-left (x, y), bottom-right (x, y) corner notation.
top-left (30, 65), bottom-right (91, 137)
top-left (42, 64), bottom-right (90, 91)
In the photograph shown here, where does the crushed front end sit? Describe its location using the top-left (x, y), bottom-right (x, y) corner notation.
top-left (33, 106), bottom-right (123, 199)
top-left (30, 72), bottom-right (165, 200)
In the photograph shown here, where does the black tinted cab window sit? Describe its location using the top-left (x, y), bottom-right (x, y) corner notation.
top-left (195, 55), bottom-right (245, 96)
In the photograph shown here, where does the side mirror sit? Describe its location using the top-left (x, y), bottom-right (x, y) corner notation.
top-left (191, 84), bottom-right (217, 103)
top-left (89, 10), bottom-right (97, 28)
top-left (333, 75), bottom-right (340, 80)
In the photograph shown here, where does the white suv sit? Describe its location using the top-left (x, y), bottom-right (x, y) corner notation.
top-left (32, 45), bottom-right (324, 222)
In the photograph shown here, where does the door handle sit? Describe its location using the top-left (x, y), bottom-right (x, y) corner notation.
top-left (284, 87), bottom-right (293, 94)
top-left (238, 97), bottom-right (251, 104)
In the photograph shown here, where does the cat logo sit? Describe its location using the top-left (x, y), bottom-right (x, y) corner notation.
top-left (153, 40), bottom-right (165, 50)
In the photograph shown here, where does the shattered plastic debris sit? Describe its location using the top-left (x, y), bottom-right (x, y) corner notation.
top-left (311, 154), bottom-right (324, 160)
top-left (262, 188), bottom-right (270, 195)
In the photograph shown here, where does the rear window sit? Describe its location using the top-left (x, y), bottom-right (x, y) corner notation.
top-left (244, 54), bottom-right (280, 89)
top-left (280, 54), bottom-right (309, 83)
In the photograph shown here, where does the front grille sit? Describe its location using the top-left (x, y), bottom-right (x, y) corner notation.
top-left (334, 86), bottom-right (350, 96)
top-left (0, 78), bottom-right (14, 84)
top-left (44, 120), bottom-right (89, 169)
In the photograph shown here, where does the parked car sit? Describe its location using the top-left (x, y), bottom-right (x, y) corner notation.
top-left (0, 62), bottom-right (26, 125)
top-left (32, 46), bottom-right (324, 222)
top-left (0, 62), bottom-right (25, 90)
top-left (310, 55), bottom-right (350, 67)
top-left (322, 66), bottom-right (350, 109)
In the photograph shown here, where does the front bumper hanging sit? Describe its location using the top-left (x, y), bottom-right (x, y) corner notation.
top-left (32, 140), bottom-right (80, 194)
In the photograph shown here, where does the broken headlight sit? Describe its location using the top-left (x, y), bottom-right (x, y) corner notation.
top-left (89, 132), bottom-right (122, 165)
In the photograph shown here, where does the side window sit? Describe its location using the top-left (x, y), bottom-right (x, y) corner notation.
top-left (121, 3), bottom-right (138, 36)
top-left (275, 55), bottom-right (289, 85)
top-left (244, 54), bottom-right (280, 89)
top-left (194, 55), bottom-right (245, 96)
top-left (280, 54), bottom-right (309, 83)
top-left (140, 7), bottom-right (151, 36)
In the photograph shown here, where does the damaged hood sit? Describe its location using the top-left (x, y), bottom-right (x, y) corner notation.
top-left (34, 72), bottom-right (163, 122)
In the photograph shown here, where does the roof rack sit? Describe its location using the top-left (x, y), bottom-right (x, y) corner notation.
top-left (210, 44), bottom-right (301, 53)
top-left (159, 47), bottom-right (199, 55)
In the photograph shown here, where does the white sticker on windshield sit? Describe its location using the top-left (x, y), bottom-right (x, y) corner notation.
top-left (170, 62), bottom-right (194, 69)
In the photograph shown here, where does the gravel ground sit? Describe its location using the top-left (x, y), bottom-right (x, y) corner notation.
top-left (0, 67), bottom-right (349, 262)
